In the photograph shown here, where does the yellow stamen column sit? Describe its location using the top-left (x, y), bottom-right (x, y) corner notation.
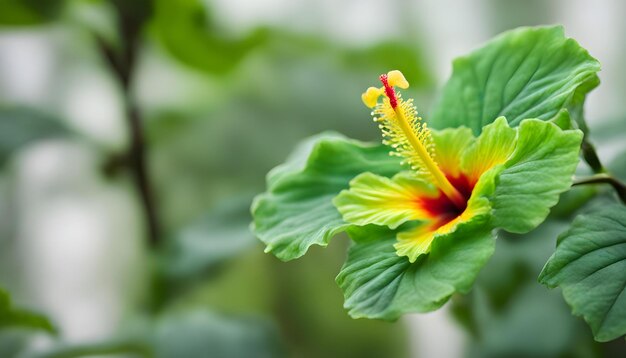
top-left (364, 70), bottom-right (466, 209)
top-left (392, 106), bottom-right (466, 208)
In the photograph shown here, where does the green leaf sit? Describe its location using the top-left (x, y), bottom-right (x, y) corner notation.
top-left (0, 0), bottom-right (64, 26)
top-left (430, 26), bottom-right (600, 135)
top-left (539, 205), bottom-right (626, 342)
top-left (151, 0), bottom-right (266, 74)
top-left (0, 287), bottom-right (56, 334)
top-left (491, 119), bottom-right (583, 233)
top-left (0, 107), bottom-right (71, 168)
top-left (252, 133), bottom-right (403, 261)
top-left (336, 220), bottom-right (494, 320)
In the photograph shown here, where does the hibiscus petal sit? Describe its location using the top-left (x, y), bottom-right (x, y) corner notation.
top-left (491, 118), bottom-right (583, 233)
top-left (431, 126), bottom-right (475, 178)
top-left (461, 116), bottom-right (517, 185)
top-left (333, 172), bottom-right (438, 229)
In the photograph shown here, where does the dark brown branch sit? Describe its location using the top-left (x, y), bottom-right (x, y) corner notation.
top-left (96, 2), bottom-right (160, 247)
top-left (125, 99), bottom-right (160, 246)
top-left (573, 173), bottom-right (626, 205)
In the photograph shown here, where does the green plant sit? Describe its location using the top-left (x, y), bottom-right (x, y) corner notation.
top-left (252, 25), bottom-right (626, 344)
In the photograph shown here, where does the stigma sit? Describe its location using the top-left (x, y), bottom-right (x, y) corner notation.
top-left (362, 70), bottom-right (409, 109)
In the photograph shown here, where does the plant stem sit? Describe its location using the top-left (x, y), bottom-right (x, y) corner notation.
top-left (572, 173), bottom-right (626, 204)
top-left (581, 139), bottom-right (605, 174)
top-left (125, 98), bottom-right (160, 247)
top-left (96, 3), bottom-right (160, 247)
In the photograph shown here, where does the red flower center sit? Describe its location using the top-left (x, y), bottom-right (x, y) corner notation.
top-left (420, 173), bottom-right (474, 225)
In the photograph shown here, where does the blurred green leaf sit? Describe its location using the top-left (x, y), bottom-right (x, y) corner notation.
top-left (34, 311), bottom-right (281, 358)
top-left (151, 0), bottom-right (265, 74)
top-left (0, 0), bottom-right (64, 26)
top-left (0, 287), bottom-right (56, 334)
top-left (151, 310), bottom-right (282, 358)
top-left (165, 249), bottom-right (274, 316)
top-left (0, 330), bottom-right (35, 358)
top-left (270, 244), bottom-right (409, 358)
top-left (430, 26), bottom-right (600, 135)
top-left (342, 41), bottom-right (433, 88)
top-left (33, 339), bottom-right (151, 358)
top-left (549, 186), bottom-right (598, 219)
top-left (467, 284), bottom-right (589, 358)
top-left (162, 195), bottom-right (256, 281)
top-left (485, 0), bottom-right (554, 33)
top-left (0, 107), bottom-right (71, 168)
top-left (336, 222), bottom-right (493, 319)
top-left (590, 117), bottom-right (626, 143)
top-left (609, 148), bottom-right (626, 183)
top-left (165, 245), bottom-right (410, 358)
top-left (539, 205), bottom-right (626, 342)
top-left (251, 133), bottom-right (403, 261)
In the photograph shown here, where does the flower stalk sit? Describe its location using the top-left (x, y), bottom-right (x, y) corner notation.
top-left (572, 173), bottom-right (626, 204)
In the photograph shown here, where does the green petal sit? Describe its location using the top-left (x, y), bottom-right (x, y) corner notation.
top-left (430, 26), bottom-right (600, 135)
top-left (539, 205), bottom-right (626, 342)
top-left (491, 119), bottom-right (583, 233)
top-left (336, 218), bottom-right (494, 320)
top-left (251, 133), bottom-right (403, 261)
top-left (333, 172), bottom-right (436, 230)
top-left (460, 117), bottom-right (517, 184)
top-left (430, 127), bottom-right (475, 177)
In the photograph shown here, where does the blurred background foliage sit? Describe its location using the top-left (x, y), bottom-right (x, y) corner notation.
top-left (0, 0), bottom-right (624, 357)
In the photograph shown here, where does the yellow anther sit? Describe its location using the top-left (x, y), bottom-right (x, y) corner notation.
top-left (362, 86), bottom-right (384, 108)
top-left (387, 70), bottom-right (409, 89)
